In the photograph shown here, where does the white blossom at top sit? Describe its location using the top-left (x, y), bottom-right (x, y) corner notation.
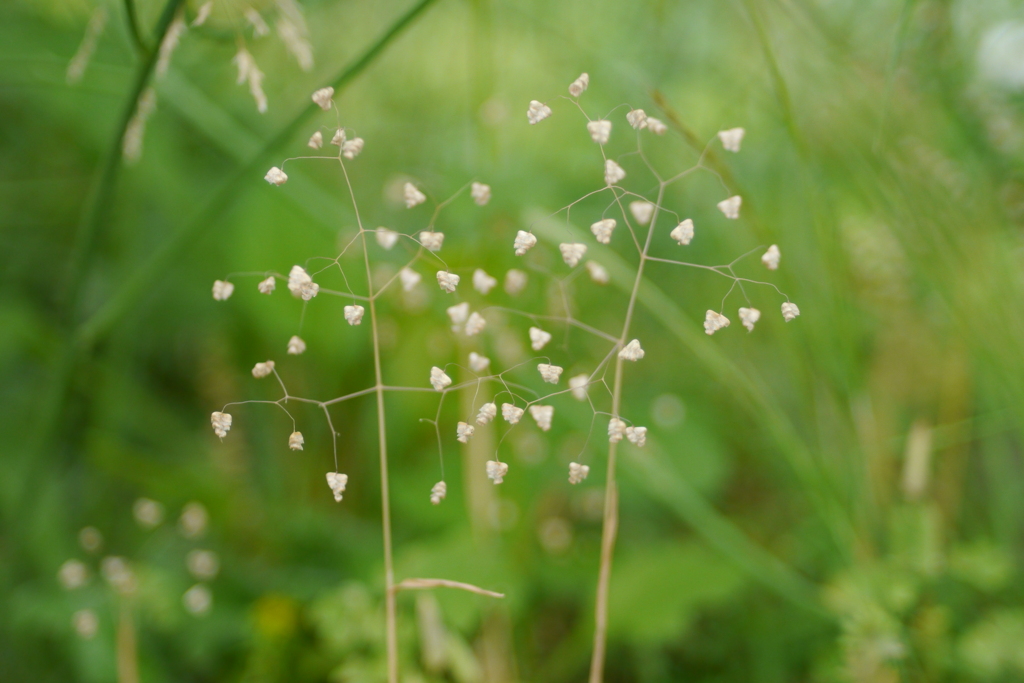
top-left (529, 326), bottom-right (552, 350)
top-left (781, 301), bottom-right (801, 322)
top-left (586, 261), bottom-right (609, 284)
top-left (436, 271), bottom-right (460, 293)
top-left (762, 244), bottom-right (781, 270)
top-left (447, 302), bottom-right (469, 330)
top-left (258, 276), bottom-right (276, 294)
top-left (625, 426), bottom-right (647, 447)
top-left (527, 100), bottom-right (552, 124)
top-left (568, 462), bottom-right (590, 484)
top-left (326, 472), bottom-right (348, 502)
top-left (473, 269), bottom-right (498, 295)
top-left (626, 109), bottom-right (648, 130)
top-left (591, 218), bottom-right (616, 244)
top-left (311, 86), bottom-right (334, 110)
top-left (308, 131), bottom-right (323, 149)
top-left (569, 72), bottom-right (589, 97)
top-left (486, 460), bottom-right (508, 484)
top-left (341, 137), bottom-right (364, 159)
top-left (288, 431), bottom-right (304, 450)
top-left (330, 128), bottom-right (345, 146)
top-left (344, 305), bottom-right (365, 325)
top-left (399, 267), bottom-right (421, 291)
top-left (569, 374), bottom-right (589, 400)
top-left (514, 230), bottom-right (537, 256)
top-left (529, 405), bottom-right (554, 431)
top-left (469, 352), bottom-right (490, 373)
top-left (718, 127), bottom-right (745, 152)
top-left (646, 117), bottom-right (667, 134)
top-left (704, 310), bottom-right (730, 335)
top-left (604, 159), bottom-right (626, 185)
top-left (211, 411), bottom-right (232, 438)
top-left (501, 403), bottom-right (524, 424)
top-left (670, 219), bottom-right (694, 245)
top-left (505, 269), bottom-right (528, 295)
top-left (717, 195), bottom-right (742, 219)
top-left (404, 182), bottom-right (427, 208)
top-left (739, 307), bottom-right (761, 332)
top-left (456, 421), bottom-right (475, 443)
top-left (252, 360), bottom-right (275, 378)
top-left (587, 120), bottom-right (612, 145)
top-left (264, 166), bottom-right (287, 185)
top-left (430, 481), bottom-right (447, 505)
top-left (618, 339), bottom-right (644, 361)
top-left (287, 335), bottom-right (306, 355)
top-left (559, 242), bottom-right (587, 267)
top-left (629, 201), bottom-right (655, 225)
top-left (471, 182), bottom-right (491, 206)
top-left (464, 312), bottom-right (486, 336)
top-left (419, 231), bottom-right (444, 252)
top-left (538, 363), bottom-right (563, 384)
top-left (376, 228), bottom-right (399, 250)
top-left (608, 417), bottom-right (626, 443)
top-left (476, 401), bottom-right (497, 425)
top-left (59, 559), bottom-right (89, 590)
top-left (430, 366), bottom-right (452, 391)
top-left (212, 280), bottom-right (234, 301)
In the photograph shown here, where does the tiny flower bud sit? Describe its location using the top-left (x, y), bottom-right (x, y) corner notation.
top-left (626, 108), bottom-right (648, 129)
top-left (308, 130), bottom-right (323, 149)
top-left (717, 195), bottom-right (741, 219)
top-left (456, 421), bottom-right (475, 443)
top-left (568, 72), bottom-right (589, 97)
top-left (419, 231), bottom-right (444, 252)
top-left (529, 326), bottom-right (552, 351)
top-left (311, 86), bottom-right (334, 110)
top-left (704, 310), bottom-right (730, 335)
top-left (625, 426), bottom-right (647, 447)
top-left (501, 403), bottom-right (524, 424)
top-left (288, 431), bottom-right (304, 450)
top-left (538, 363), bottom-right (563, 384)
top-left (762, 244), bottom-right (780, 270)
top-left (586, 261), bottom-right (609, 284)
top-left (72, 609), bottom-right (98, 639)
top-left (404, 182), bottom-right (426, 208)
top-left (298, 280), bottom-right (319, 300)
top-left (182, 583), bottom-right (212, 616)
top-left (469, 352), bottom-right (490, 373)
top-left (505, 269), bottom-right (528, 295)
top-left (326, 472), bottom-right (348, 502)
top-left (287, 335), bottom-right (306, 355)
top-left (447, 302), bottom-right (470, 329)
top-left (529, 405), bottom-right (554, 431)
top-left (399, 267), bottom-right (421, 291)
top-left (781, 301), bottom-right (801, 322)
top-left (559, 242), bottom-right (587, 267)
top-left (132, 498), bottom-right (164, 528)
top-left (436, 271), bottom-right (460, 293)
top-left (330, 128), bottom-right (345, 146)
top-left (341, 137), bottom-right (364, 159)
top-left (587, 119), bottom-right (612, 145)
top-left (287, 265), bottom-right (313, 298)
top-left (471, 182), bottom-right (491, 206)
top-left (568, 462), bottom-right (590, 484)
top-left (618, 339), bottom-right (644, 361)
top-left (718, 127), bottom-right (745, 152)
top-left (252, 360), bottom-right (275, 378)
top-left (608, 417), bottom-right (626, 444)
top-left (212, 280), bottom-right (234, 301)
top-left (670, 219), bottom-right (694, 245)
top-left (186, 549), bottom-right (219, 581)
top-left (486, 460), bottom-right (508, 484)
top-left (473, 269), bottom-right (498, 295)
top-left (476, 401), bottom-right (497, 425)
top-left (211, 411), bottom-right (232, 439)
top-left (430, 366), bottom-right (452, 391)
top-left (527, 100), bottom-right (552, 124)
top-left (646, 117), bottom-right (667, 134)
top-left (257, 276), bottom-right (276, 294)
top-left (569, 374), bottom-right (589, 400)
top-left (629, 201), bottom-right (654, 225)
top-left (344, 305), bottom-right (365, 325)
top-left (739, 307), bottom-right (760, 332)
top-left (430, 481), bottom-right (447, 505)
top-left (464, 311), bottom-right (486, 336)
top-left (514, 230), bottom-right (537, 256)
top-left (604, 159), bottom-right (626, 185)
top-left (59, 559), bottom-right (89, 590)
top-left (376, 228), bottom-right (399, 250)
top-left (264, 166), bottom-right (287, 185)
top-left (590, 218), bottom-right (616, 244)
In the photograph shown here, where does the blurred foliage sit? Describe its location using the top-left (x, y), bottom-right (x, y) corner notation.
top-left (4, 0), bottom-right (1024, 681)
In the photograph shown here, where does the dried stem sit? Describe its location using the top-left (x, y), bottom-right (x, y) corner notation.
top-left (392, 578), bottom-right (506, 599)
top-left (116, 600), bottom-right (139, 683)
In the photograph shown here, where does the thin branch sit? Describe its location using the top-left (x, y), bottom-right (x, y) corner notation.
top-left (392, 578), bottom-right (505, 599)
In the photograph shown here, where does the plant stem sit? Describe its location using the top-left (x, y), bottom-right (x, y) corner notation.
top-left (116, 600), bottom-right (139, 683)
top-left (123, 0), bottom-right (148, 55)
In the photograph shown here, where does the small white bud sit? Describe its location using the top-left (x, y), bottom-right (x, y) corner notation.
top-left (464, 311), bottom-right (486, 336)
top-left (604, 159), bottom-right (626, 186)
top-left (430, 481), bottom-right (447, 505)
top-left (514, 230), bottom-right (537, 256)
top-left (569, 374), bottom-right (589, 400)
top-left (132, 498), bottom-right (164, 528)
top-left (717, 195), bottom-right (742, 219)
top-left (456, 421), bottom-right (475, 443)
top-left (739, 307), bottom-right (761, 332)
top-left (704, 310), bottom-right (730, 335)
top-left (618, 339), bottom-right (644, 361)
top-left (568, 462), bottom-right (590, 485)
top-left (308, 130), bottom-right (323, 149)
top-left (326, 471), bottom-right (348, 502)
top-left (341, 137), bottom-right (364, 159)
top-left (529, 326), bottom-right (552, 351)
top-left (501, 403), bottom-right (524, 424)
top-left (505, 269), bottom-right (528, 295)
top-left (527, 100), bottom-right (552, 124)
top-left (587, 119), bottom-right (612, 145)
top-left (476, 401), bottom-right (497, 425)
top-left (471, 182), bottom-right (491, 206)
top-left (469, 352), bottom-right (491, 373)
top-left (447, 302), bottom-right (469, 329)
top-left (472, 269), bottom-right (498, 295)
top-left (586, 261), bottom-right (609, 284)
top-left (608, 417), bottom-right (626, 444)
top-left (287, 335), bottom-right (306, 355)
top-left (430, 366), bottom-right (452, 391)
top-left (646, 117), bottom-right (667, 135)
top-left (264, 166), bottom-right (287, 185)
top-left (590, 218), bottom-right (616, 244)
top-left (762, 244), bottom-right (780, 270)
top-left (212, 280), bottom-right (234, 301)
top-left (538, 363), bottom-right (563, 384)
top-left (186, 549), bottom-right (219, 581)
top-left (101, 556), bottom-right (136, 594)
top-left (376, 228), bottom-right (399, 250)
top-left (257, 276), bottom-right (276, 294)
top-left (419, 231), bottom-right (444, 252)
top-left (781, 301), bottom-right (801, 322)
top-left (330, 128), bottom-right (346, 146)
top-left (569, 72), bottom-right (589, 97)
top-left (718, 127), bottom-right (745, 152)
top-left (59, 559), bottom-right (89, 590)
top-left (344, 305), bottom-right (365, 325)
top-left (670, 219), bottom-right (694, 245)
top-left (404, 182), bottom-right (427, 208)
top-left (626, 109), bottom-right (648, 130)
top-left (399, 267), bottom-right (421, 291)
top-left (436, 271), bottom-right (460, 293)
top-left (298, 280), bottom-right (319, 301)
top-left (251, 360), bottom-right (275, 378)
top-left (72, 609), bottom-right (99, 639)
top-left (486, 460), bottom-right (509, 484)
top-left (311, 86), bottom-right (334, 110)
top-left (288, 431), bottom-right (304, 450)
top-left (287, 265), bottom-right (313, 298)
top-left (559, 242), bottom-right (587, 268)
top-left (211, 411), bottom-right (232, 439)
top-left (625, 426), bottom-right (647, 447)
top-left (629, 201), bottom-right (655, 225)
top-left (183, 584), bottom-right (213, 616)
top-left (78, 527), bottom-right (103, 553)
top-left (529, 405), bottom-right (554, 431)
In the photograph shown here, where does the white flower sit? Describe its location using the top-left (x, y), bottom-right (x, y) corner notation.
top-left (430, 481), bottom-right (447, 505)
top-left (287, 265), bottom-right (313, 297)
top-left (739, 307), bottom-right (761, 332)
top-left (626, 109), bottom-right (648, 129)
top-left (456, 421), bottom-right (475, 443)
top-left (287, 335), bottom-right (306, 355)
top-left (505, 269), bottom-right (528, 295)
top-left (183, 583), bottom-right (212, 616)
top-left (704, 310), bottom-right (730, 335)
top-left (299, 281), bottom-right (319, 301)
top-left (717, 195), bottom-right (741, 219)
top-left (308, 131), bottom-right (323, 149)
top-left (326, 472), bottom-right (348, 502)
top-left (762, 244), bottom-right (780, 270)
top-left (447, 302), bottom-right (469, 330)
top-left (568, 462), bottom-right (590, 484)
top-left (527, 100), bottom-right (551, 124)
top-left (646, 117), bottom-right (667, 134)
top-left (586, 261), bottom-right (609, 284)
top-left (625, 426), bottom-right (647, 447)
top-left (587, 119), bottom-right (612, 144)
top-left (718, 127), bottom-right (745, 152)
top-left (781, 301), bottom-right (801, 322)
top-left (486, 460), bottom-right (508, 484)
top-left (404, 182), bottom-right (427, 208)
top-left (436, 271), bottom-right (460, 293)
top-left (399, 267), bottom-right (421, 291)
top-left (264, 166), bottom-right (287, 185)
top-left (179, 502), bottom-right (208, 539)
top-left (376, 228), bottom-right (399, 250)
top-left (569, 72), bottom-right (589, 97)
top-left (78, 527), bottom-right (103, 553)
top-left (341, 137), bottom-right (364, 159)
top-left (559, 242), bottom-right (587, 267)
top-left (538, 363), bottom-right (563, 384)
top-left (233, 49), bottom-right (266, 113)
top-left (604, 159), bottom-right (626, 185)
top-left (288, 431), bottom-right (304, 450)
top-left (330, 128), bottom-right (345, 146)
top-left (471, 182), bottom-right (491, 206)
top-left (211, 412), bottom-right (232, 438)
top-left (618, 339), bottom-right (644, 361)
top-left (469, 352), bottom-right (491, 373)
top-left (569, 374), bottom-right (589, 400)
top-left (133, 498), bottom-right (164, 528)
top-left (257, 276), bottom-right (276, 294)
top-left (630, 201), bottom-right (655, 225)
top-left (419, 231), bottom-right (444, 252)
top-left (72, 609), bottom-right (98, 639)
top-left (212, 280), bottom-right (234, 301)
top-left (473, 269), bottom-right (498, 295)
top-left (464, 312), bottom-right (486, 336)
top-left (186, 549), bottom-right (219, 581)
top-left (590, 218), bottom-right (616, 244)
top-left (59, 559), bottom-right (89, 590)
top-left (344, 305), bottom-right (365, 325)
top-left (608, 417), bottom-right (626, 443)
top-left (529, 405), bottom-right (554, 431)
top-left (514, 230), bottom-right (537, 256)
top-left (430, 366), bottom-right (452, 391)
top-left (101, 556), bottom-right (136, 594)
top-left (252, 360), bottom-right (275, 378)
top-left (501, 403), bottom-right (524, 424)
top-left (529, 326), bottom-right (552, 350)
top-left (670, 219), bottom-right (694, 245)
top-left (476, 401), bottom-right (497, 425)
